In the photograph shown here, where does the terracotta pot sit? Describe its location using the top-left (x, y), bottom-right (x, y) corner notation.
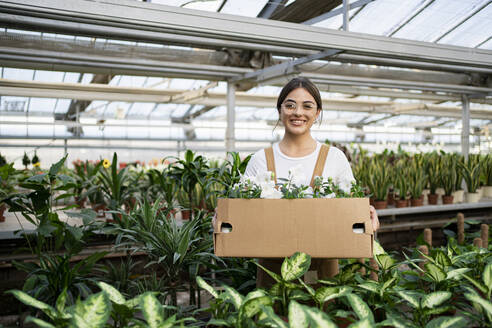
top-left (0, 203), bottom-right (6, 222)
top-left (395, 199), bottom-right (408, 208)
top-left (181, 209), bottom-right (191, 220)
top-left (442, 195), bottom-right (454, 204)
top-left (369, 197), bottom-right (375, 207)
top-left (373, 200), bottom-right (387, 210)
top-left (466, 192), bottom-right (481, 203)
top-left (427, 194), bottom-right (439, 205)
top-left (411, 197), bottom-right (424, 207)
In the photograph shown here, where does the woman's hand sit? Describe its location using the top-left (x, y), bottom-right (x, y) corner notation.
top-left (369, 205), bottom-right (380, 231)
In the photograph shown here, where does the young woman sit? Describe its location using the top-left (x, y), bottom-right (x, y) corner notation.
top-left (244, 77), bottom-right (380, 287)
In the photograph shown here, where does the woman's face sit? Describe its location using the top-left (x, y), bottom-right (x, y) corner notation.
top-left (279, 87), bottom-right (320, 137)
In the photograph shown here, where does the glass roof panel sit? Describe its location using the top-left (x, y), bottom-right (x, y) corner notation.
top-left (0, 96), bottom-right (28, 113)
top-left (3, 68), bottom-right (35, 80)
top-left (220, 0), bottom-right (269, 17)
top-left (54, 99), bottom-right (71, 114)
top-left (34, 70), bottom-right (65, 83)
top-left (478, 37), bottom-right (492, 49)
top-left (392, 0), bottom-right (488, 42)
top-left (28, 98), bottom-right (57, 113)
top-left (437, 3), bottom-right (492, 47)
top-left (347, 0), bottom-right (425, 36)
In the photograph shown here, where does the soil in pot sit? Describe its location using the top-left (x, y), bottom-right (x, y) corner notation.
top-left (373, 200), bottom-right (388, 209)
top-left (395, 199), bottom-right (408, 208)
top-left (427, 194), bottom-right (439, 205)
top-left (411, 197), bottom-right (424, 206)
top-left (181, 209), bottom-right (191, 220)
top-left (442, 195), bottom-right (454, 204)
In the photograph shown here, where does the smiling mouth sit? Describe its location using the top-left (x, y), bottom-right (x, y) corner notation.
top-left (290, 119), bottom-right (307, 126)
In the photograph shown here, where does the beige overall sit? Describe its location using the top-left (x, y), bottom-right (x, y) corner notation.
top-left (256, 144), bottom-right (339, 288)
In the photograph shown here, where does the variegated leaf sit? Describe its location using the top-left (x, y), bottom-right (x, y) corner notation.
top-left (346, 293), bottom-right (374, 323)
top-left (281, 252), bottom-right (311, 282)
top-left (97, 281), bottom-right (125, 305)
top-left (425, 316), bottom-right (467, 328)
top-left (422, 291), bottom-right (451, 309)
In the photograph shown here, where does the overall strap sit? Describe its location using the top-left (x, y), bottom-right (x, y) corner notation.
top-left (264, 147), bottom-right (277, 184)
top-left (309, 144), bottom-right (330, 188)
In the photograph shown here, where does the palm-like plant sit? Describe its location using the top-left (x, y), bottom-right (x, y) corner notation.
top-left (117, 199), bottom-right (218, 307)
top-left (168, 150), bottom-right (209, 217)
top-left (395, 170), bottom-right (409, 200)
top-left (98, 152), bottom-right (131, 212)
top-left (440, 156), bottom-right (457, 196)
top-left (425, 153), bottom-right (441, 195)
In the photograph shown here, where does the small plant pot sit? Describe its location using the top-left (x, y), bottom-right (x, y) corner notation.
top-left (442, 195), bottom-right (454, 204)
top-left (427, 194), bottom-right (439, 205)
top-left (436, 187), bottom-right (445, 196)
top-left (373, 200), bottom-right (387, 210)
top-left (181, 209), bottom-right (191, 220)
top-left (0, 203), bottom-right (7, 222)
top-left (410, 197), bottom-right (424, 207)
top-left (478, 187), bottom-right (484, 198)
top-left (484, 186), bottom-right (492, 198)
top-left (369, 197), bottom-right (375, 207)
top-left (466, 192), bottom-right (481, 203)
top-left (453, 189), bottom-right (464, 203)
top-left (395, 199), bottom-right (408, 208)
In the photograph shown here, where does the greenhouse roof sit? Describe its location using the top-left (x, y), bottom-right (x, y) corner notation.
top-left (0, 0), bottom-right (491, 149)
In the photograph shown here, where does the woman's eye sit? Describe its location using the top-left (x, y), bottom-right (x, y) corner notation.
top-left (304, 104), bottom-right (315, 110)
top-left (285, 103), bottom-right (296, 110)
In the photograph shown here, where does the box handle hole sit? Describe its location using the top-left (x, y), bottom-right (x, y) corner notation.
top-left (352, 223), bottom-right (365, 234)
top-left (221, 222), bottom-right (233, 233)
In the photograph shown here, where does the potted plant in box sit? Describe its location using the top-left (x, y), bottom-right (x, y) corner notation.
top-left (458, 158), bottom-right (481, 203)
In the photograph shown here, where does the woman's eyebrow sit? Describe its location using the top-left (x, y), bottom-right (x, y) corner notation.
top-left (284, 98), bottom-right (315, 104)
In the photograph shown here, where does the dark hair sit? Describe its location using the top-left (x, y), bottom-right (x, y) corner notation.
top-left (276, 77), bottom-right (322, 113)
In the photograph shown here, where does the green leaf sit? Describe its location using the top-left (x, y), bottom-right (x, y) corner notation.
top-left (97, 281), bottom-right (125, 305)
top-left (239, 296), bottom-right (272, 319)
top-left (56, 288), bottom-right (68, 313)
top-left (358, 282), bottom-right (379, 294)
top-left (347, 318), bottom-right (373, 328)
top-left (222, 285), bottom-right (244, 310)
top-left (446, 268), bottom-right (471, 280)
top-left (346, 293), bottom-right (374, 323)
top-left (422, 291), bottom-right (451, 309)
top-left (376, 254), bottom-right (394, 270)
top-left (71, 292), bottom-right (110, 328)
top-left (483, 262), bottom-right (492, 291)
top-left (289, 301), bottom-right (309, 328)
top-left (49, 155), bottom-right (67, 177)
top-left (7, 290), bottom-right (56, 319)
top-left (425, 316), bottom-right (467, 328)
top-left (397, 291), bottom-right (421, 309)
top-left (304, 306), bottom-right (337, 328)
top-left (255, 261), bottom-right (282, 283)
top-left (25, 316), bottom-right (56, 328)
top-left (258, 306), bottom-right (289, 328)
top-left (315, 286), bottom-right (352, 304)
top-left (139, 292), bottom-right (164, 328)
top-left (461, 274), bottom-right (488, 294)
top-left (196, 276), bottom-right (218, 298)
top-left (464, 292), bottom-right (492, 317)
top-left (425, 263), bottom-right (446, 282)
top-left (281, 252), bottom-right (311, 282)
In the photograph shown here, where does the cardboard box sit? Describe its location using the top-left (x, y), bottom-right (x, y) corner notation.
top-left (214, 198), bottom-right (373, 258)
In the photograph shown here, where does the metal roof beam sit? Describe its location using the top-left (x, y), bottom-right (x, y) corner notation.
top-left (1, 0), bottom-right (491, 69)
top-left (302, 0), bottom-right (375, 25)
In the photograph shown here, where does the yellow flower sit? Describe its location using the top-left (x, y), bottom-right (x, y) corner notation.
top-left (102, 159), bottom-right (111, 168)
top-left (33, 162), bottom-right (41, 167)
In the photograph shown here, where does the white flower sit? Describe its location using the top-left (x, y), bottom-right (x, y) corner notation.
top-left (324, 192), bottom-right (336, 199)
top-left (339, 179), bottom-right (353, 194)
top-left (261, 185), bottom-right (282, 199)
top-left (288, 164), bottom-right (306, 186)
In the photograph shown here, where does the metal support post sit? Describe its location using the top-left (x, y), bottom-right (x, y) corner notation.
top-left (342, 0), bottom-right (349, 31)
top-left (461, 94), bottom-right (470, 160)
top-left (225, 81), bottom-right (236, 153)
top-left (64, 139), bottom-right (67, 157)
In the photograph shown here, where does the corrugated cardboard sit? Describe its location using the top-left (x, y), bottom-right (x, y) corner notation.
top-left (214, 198), bottom-right (373, 258)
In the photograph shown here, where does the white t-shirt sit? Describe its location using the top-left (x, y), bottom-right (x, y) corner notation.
top-left (244, 141), bottom-right (355, 187)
